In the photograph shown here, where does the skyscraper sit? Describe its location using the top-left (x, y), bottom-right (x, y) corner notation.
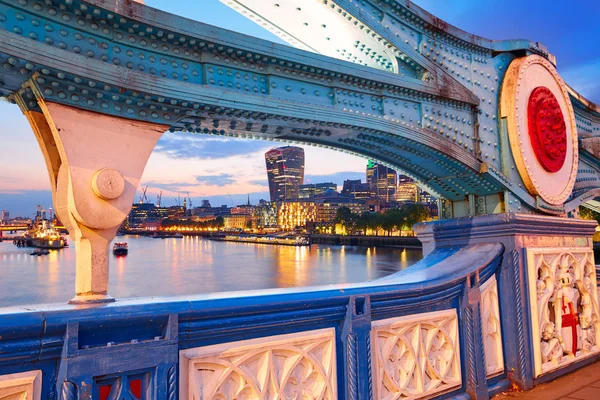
top-left (265, 146), bottom-right (305, 202)
top-left (1, 210), bottom-right (9, 224)
top-left (366, 161), bottom-right (397, 202)
top-left (341, 179), bottom-right (374, 199)
top-left (396, 174), bottom-right (419, 202)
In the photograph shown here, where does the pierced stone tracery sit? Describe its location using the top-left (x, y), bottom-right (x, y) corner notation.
top-left (179, 329), bottom-right (337, 399)
top-left (0, 370), bottom-right (41, 400)
top-left (371, 310), bottom-right (461, 399)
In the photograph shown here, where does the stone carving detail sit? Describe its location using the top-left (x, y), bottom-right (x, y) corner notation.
top-left (480, 276), bottom-right (505, 376)
top-left (0, 370), bottom-right (42, 400)
top-left (511, 249), bottom-right (529, 382)
top-left (167, 365), bottom-right (177, 400)
top-left (345, 334), bottom-right (358, 400)
top-left (179, 329), bottom-right (337, 399)
top-left (371, 310), bottom-right (461, 399)
top-left (527, 248), bottom-right (600, 376)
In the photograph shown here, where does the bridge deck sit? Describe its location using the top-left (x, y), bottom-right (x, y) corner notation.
top-left (493, 360), bottom-right (600, 400)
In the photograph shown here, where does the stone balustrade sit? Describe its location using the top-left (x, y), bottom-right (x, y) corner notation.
top-left (0, 241), bottom-right (504, 399)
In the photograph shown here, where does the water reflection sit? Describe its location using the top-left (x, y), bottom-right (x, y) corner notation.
top-left (0, 235), bottom-right (423, 306)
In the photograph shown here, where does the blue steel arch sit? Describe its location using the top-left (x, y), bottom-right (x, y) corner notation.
top-left (0, 0), bottom-right (598, 216)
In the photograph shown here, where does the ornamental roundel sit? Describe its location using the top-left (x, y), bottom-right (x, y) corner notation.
top-left (527, 87), bottom-right (567, 172)
top-left (501, 55), bottom-right (578, 206)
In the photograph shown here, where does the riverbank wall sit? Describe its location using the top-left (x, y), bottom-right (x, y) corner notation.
top-left (309, 234), bottom-right (422, 248)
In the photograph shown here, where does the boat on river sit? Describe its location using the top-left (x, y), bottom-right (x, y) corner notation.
top-left (112, 242), bottom-right (129, 256)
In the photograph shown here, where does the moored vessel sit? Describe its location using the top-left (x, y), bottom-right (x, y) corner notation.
top-left (209, 234), bottom-right (310, 246)
top-left (29, 220), bottom-right (67, 249)
top-left (152, 232), bottom-right (184, 239)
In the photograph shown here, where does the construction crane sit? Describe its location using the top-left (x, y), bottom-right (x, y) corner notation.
top-left (174, 194), bottom-right (181, 207)
top-left (138, 185), bottom-right (149, 203)
top-left (187, 192), bottom-right (192, 209)
top-left (157, 191), bottom-right (162, 207)
top-left (227, 193), bottom-right (234, 207)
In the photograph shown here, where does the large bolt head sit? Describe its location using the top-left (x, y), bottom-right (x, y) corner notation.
top-left (92, 168), bottom-right (125, 200)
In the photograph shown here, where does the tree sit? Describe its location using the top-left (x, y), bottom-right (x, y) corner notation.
top-left (335, 207), bottom-right (357, 234)
top-left (580, 207), bottom-right (600, 223)
top-left (401, 204), bottom-right (430, 231)
top-left (335, 207), bottom-right (353, 224)
top-left (356, 212), bottom-right (375, 235)
top-left (380, 209), bottom-right (400, 236)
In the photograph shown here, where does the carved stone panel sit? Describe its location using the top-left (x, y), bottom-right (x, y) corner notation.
top-left (371, 309), bottom-right (461, 399)
top-left (526, 248), bottom-right (600, 377)
top-left (0, 370), bottom-right (41, 400)
top-left (179, 329), bottom-right (337, 399)
top-left (480, 276), bottom-right (505, 376)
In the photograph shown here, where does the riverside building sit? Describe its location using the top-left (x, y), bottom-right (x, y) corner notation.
top-left (298, 182), bottom-right (337, 199)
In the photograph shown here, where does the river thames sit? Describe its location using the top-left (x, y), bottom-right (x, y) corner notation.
top-left (0, 235), bottom-right (422, 306)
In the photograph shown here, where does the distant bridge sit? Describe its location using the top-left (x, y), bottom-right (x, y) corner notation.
top-left (0, 225), bottom-right (28, 232)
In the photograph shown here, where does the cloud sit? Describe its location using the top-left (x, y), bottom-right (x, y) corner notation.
top-left (248, 179), bottom-right (268, 186)
top-left (154, 133), bottom-right (274, 160)
top-left (143, 173), bottom-right (238, 193)
top-left (195, 173), bottom-right (236, 186)
top-left (141, 181), bottom-right (192, 192)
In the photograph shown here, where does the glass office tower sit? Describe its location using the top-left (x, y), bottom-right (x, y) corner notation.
top-left (265, 146), bottom-right (305, 201)
top-left (366, 161), bottom-right (397, 202)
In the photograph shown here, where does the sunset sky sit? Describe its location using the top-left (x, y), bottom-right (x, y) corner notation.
top-left (0, 0), bottom-right (598, 216)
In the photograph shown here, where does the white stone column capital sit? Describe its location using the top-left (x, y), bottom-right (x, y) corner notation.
top-left (18, 99), bottom-right (167, 303)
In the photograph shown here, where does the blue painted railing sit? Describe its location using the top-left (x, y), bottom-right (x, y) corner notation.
top-left (0, 243), bottom-right (505, 399)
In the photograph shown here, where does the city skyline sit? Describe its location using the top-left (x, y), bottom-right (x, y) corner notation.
top-left (0, 0), bottom-right (598, 215)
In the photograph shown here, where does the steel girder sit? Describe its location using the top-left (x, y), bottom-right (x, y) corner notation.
top-left (0, 0), bottom-right (598, 215)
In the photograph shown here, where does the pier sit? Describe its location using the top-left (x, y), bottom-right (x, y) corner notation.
top-left (310, 234), bottom-right (422, 249)
top-left (11, 237), bottom-right (31, 247)
top-left (209, 234), bottom-right (310, 246)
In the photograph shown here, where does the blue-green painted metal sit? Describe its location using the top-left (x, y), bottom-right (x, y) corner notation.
top-left (1, 1), bottom-right (600, 399)
top-left (0, 0), bottom-right (598, 214)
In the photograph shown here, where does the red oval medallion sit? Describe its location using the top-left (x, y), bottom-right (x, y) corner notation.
top-left (527, 87), bottom-right (567, 172)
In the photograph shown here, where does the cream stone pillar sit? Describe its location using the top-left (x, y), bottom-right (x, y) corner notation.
top-left (19, 100), bottom-right (166, 303)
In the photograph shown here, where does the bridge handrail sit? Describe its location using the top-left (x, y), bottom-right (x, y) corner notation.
top-left (0, 242), bottom-right (502, 358)
top-left (0, 242), bottom-right (505, 398)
